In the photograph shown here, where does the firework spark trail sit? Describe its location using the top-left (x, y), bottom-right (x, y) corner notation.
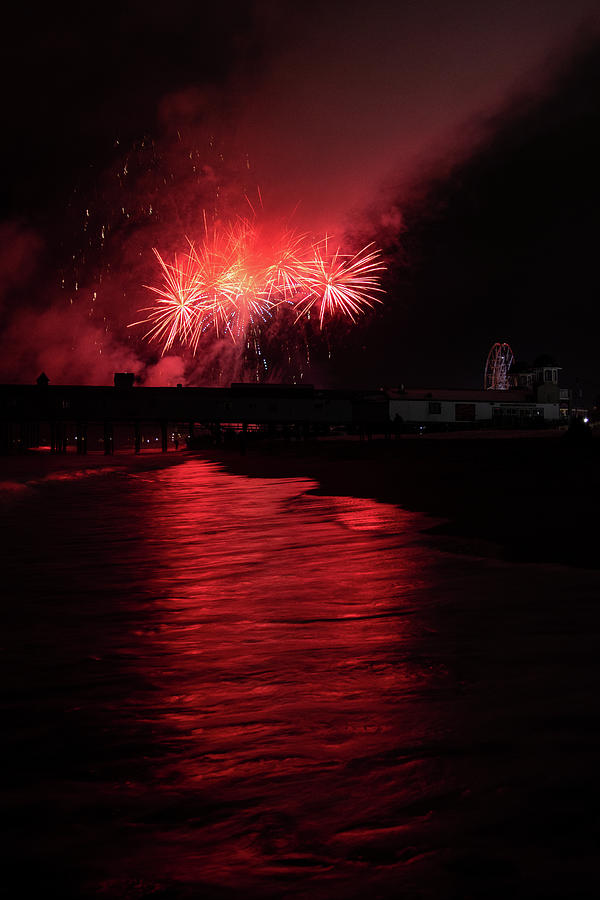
top-left (263, 230), bottom-right (312, 300)
top-left (191, 220), bottom-right (277, 341)
top-left (223, 220), bottom-right (277, 330)
top-left (293, 241), bottom-right (386, 328)
top-left (185, 234), bottom-right (240, 344)
top-left (129, 249), bottom-right (203, 353)
top-left (131, 221), bottom-right (385, 355)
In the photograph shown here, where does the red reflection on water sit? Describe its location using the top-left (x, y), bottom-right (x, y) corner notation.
top-left (123, 460), bottom-right (447, 891)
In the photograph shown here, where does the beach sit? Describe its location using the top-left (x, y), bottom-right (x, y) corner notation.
top-left (3, 427), bottom-right (597, 575)
top-left (198, 429), bottom-right (600, 569)
top-left (2, 436), bottom-right (599, 898)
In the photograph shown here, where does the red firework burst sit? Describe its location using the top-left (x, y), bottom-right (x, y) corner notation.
top-left (130, 219), bottom-right (385, 355)
top-left (130, 249), bottom-right (203, 353)
top-left (293, 241), bottom-right (385, 327)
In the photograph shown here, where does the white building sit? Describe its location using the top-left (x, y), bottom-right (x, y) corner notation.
top-left (388, 388), bottom-right (560, 428)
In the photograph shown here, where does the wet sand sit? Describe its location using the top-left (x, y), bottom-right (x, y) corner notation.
top-left (192, 433), bottom-right (600, 898)
top-left (3, 433), bottom-right (598, 569)
top-left (2, 438), bottom-right (599, 898)
top-left (198, 431), bottom-right (600, 569)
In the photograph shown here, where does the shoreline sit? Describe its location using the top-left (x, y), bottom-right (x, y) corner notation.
top-left (0, 448), bottom-right (188, 482)
top-left (2, 432), bottom-right (598, 569)
top-left (195, 434), bottom-right (599, 570)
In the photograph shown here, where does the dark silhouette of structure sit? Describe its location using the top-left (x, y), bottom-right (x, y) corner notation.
top-left (0, 377), bottom-right (390, 454)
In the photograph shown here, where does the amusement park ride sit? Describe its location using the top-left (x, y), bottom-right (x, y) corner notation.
top-left (484, 342), bottom-right (515, 390)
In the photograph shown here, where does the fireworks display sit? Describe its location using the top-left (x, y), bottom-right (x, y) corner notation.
top-left (130, 218), bottom-right (385, 356)
top-left (24, 125), bottom-right (388, 385)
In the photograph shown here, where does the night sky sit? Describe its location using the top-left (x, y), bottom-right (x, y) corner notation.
top-left (0, 1), bottom-right (598, 394)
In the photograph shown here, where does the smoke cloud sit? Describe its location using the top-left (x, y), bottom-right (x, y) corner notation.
top-left (0, 1), bottom-right (597, 387)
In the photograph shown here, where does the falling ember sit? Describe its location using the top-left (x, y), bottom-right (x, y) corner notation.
top-left (130, 217), bottom-right (385, 356)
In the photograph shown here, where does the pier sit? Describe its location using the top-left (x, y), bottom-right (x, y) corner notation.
top-left (0, 376), bottom-right (390, 454)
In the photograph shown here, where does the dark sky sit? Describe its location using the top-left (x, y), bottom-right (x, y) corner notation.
top-left (0, 0), bottom-right (598, 391)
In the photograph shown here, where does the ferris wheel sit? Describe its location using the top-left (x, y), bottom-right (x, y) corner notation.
top-left (484, 342), bottom-right (514, 390)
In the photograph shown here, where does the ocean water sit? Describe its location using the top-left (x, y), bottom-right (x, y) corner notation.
top-left (1, 457), bottom-right (599, 898)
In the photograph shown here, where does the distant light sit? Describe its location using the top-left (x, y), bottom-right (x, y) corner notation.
top-left (583, 417), bottom-right (589, 424)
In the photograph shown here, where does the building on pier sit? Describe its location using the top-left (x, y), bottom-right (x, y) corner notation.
top-left (388, 387), bottom-right (560, 429)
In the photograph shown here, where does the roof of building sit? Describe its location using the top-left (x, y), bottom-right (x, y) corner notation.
top-left (388, 388), bottom-right (534, 402)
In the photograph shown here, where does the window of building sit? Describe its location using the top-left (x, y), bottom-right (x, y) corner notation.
top-left (455, 403), bottom-right (475, 422)
top-left (428, 401), bottom-right (441, 414)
